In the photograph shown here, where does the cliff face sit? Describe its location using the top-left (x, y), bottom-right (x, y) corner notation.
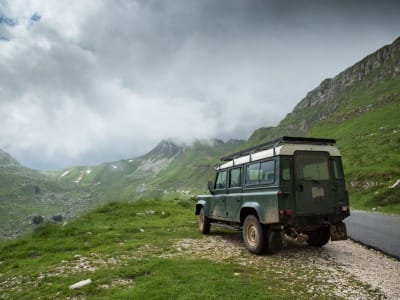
top-left (294, 37), bottom-right (400, 111)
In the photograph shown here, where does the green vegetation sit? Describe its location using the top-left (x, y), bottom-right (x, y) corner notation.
top-left (308, 78), bottom-right (400, 214)
top-left (246, 68), bottom-right (400, 214)
top-left (0, 199), bottom-right (382, 299)
top-left (1, 39), bottom-right (400, 240)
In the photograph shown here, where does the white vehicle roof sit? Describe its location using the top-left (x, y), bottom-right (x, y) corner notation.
top-left (217, 136), bottom-right (341, 170)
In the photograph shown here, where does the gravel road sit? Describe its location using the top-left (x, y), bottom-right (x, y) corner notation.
top-left (170, 232), bottom-right (400, 299)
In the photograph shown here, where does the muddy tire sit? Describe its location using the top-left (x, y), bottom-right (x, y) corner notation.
top-left (243, 215), bottom-right (266, 254)
top-left (199, 207), bottom-right (210, 234)
top-left (307, 226), bottom-right (330, 247)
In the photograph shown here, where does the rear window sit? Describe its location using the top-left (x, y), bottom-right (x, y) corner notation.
top-left (332, 158), bottom-right (344, 179)
top-left (281, 157), bottom-right (292, 181)
top-left (296, 152), bottom-right (329, 181)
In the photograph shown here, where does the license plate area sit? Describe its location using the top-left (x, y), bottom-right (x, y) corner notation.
top-left (312, 186), bottom-right (325, 199)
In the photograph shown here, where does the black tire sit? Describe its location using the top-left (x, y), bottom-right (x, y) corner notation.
top-left (307, 226), bottom-right (331, 247)
top-left (242, 215), bottom-right (266, 254)
top-left (266, 227), bottom-right (283, 254)
top-left (199, 207), bottom-right (210, 234)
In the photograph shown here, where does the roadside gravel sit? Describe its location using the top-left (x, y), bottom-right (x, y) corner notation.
top-left (324, 240), bottom-right (400, 300)
top-left (170, 232), bottom-right (400, 299)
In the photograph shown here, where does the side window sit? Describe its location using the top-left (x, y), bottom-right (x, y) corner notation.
top-left (260, 161), bottom-right (275, 184)
top-left (245, 160), bottom-right (275, 185)
top-left (215, 170), bottom-right (227, 189)
top-left (229, 168), bottom-right (241, 188)
top-left (246, 163), bottom-right (260, 185)
top-left (281, 158), bottom-right (292, 181)
top-left (332, 158), bottom-right (344, 179)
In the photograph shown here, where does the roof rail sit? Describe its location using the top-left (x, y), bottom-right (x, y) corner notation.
top-left (220, 136), bottom-right (336, 162)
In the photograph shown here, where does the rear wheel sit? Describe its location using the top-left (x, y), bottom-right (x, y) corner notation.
top-left (307, 226), bottom-right (330, 247)
top-left (243, 215), bottom-right (266, 254)
top-left (199, 207), bottom-right (210, 234)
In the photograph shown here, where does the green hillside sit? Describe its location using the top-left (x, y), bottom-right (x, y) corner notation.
top-left (308, 79), bottom-right (400, 213)
top-left (1, 37), bottom-right (399, 240)
top-left (0, 199), bottom-right (383, 299)
top-left (0, 150), bottom-right (95, 239)
top-left (0, 139), bottom-right (244, 238)
top-left (52, 139), bottom-right (243, 202)
top-left (246, 38), bottom-right (400, 214)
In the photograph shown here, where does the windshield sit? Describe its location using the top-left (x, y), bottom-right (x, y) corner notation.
top-left (296, 152), bottom-right (330, 181)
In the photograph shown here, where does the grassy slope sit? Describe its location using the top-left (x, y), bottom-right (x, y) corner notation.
top-left (52, 140), bottom-right (244, 203)
top-left (245, 73), bottom-right (400, 214)
top-left (308, 77), bottom-right (400, 214)
top-left (0, 199), bottom-right (381, 299)
top-left (145, 140), bottom-right (244, 195)
top-left (0, 164), bottom-right (89, 237)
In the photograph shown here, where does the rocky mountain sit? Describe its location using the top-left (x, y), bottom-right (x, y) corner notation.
top-left (54, 138), bottom-right (244, 202)
top-left (0, 149), bottom-right (22, 169)
top-left (0, 149), bottom-right (94, 239)
top-left (247, 37), bottom-right (400, 212)
top-left (295, 38), bottom-right (400, 111)
top-left (249, 37), bottom-right (400, 142)
top-left (2, 37), bottom-right (399, 238)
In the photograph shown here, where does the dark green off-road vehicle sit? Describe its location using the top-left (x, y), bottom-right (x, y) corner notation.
top-left (195, 136), bottom-right (350, 254)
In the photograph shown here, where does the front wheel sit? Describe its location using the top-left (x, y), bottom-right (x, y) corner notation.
top-left (307, 226), bottom-right (330, 247)
top-left (243, 215), bottom-right (266, 254)
top-left (199, 207), bottom-right (210, 234)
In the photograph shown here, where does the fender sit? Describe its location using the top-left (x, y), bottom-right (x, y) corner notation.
top-left (195, 199), bottom-right (209, 216)
top-left (240, 200), bottom-right (279, 224)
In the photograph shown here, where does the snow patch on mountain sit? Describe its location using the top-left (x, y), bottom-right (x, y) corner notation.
top-left (60, 170), bottom-right (70, 177)
top-left (74, 169), bottom-right (92, 183)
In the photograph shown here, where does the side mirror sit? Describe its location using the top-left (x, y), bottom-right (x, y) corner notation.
top-left (207, 181), bottom-right (215, 195)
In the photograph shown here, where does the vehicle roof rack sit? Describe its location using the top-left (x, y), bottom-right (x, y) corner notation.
top-left (220, 136), bottom-right (336, 162)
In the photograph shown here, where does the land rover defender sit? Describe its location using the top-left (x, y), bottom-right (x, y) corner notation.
top-left (195, 136), bottom-right (350, 254)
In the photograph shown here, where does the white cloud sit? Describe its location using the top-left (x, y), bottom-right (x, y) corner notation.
top-left (1, 0), bottom-right (399, 169)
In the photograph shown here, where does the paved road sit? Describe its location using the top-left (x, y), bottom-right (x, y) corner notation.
top-left (344, 210), bottom-right (400, 259)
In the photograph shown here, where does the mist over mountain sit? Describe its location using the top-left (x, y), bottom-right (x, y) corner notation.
top-left (1, 37), bottom-right (399, 238)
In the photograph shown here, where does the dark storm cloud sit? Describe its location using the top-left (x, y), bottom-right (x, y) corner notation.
top-left (0, 0), bottom-right (399, 169)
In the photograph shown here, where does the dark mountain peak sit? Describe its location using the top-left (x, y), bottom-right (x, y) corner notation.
top-left (0, 148), bottom-right (21, 168)
top-left (146, 139), bottom-right (184, 159)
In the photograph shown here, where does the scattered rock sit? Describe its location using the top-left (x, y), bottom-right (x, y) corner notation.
top-left (52, 214), bottom-right (63, 222)
top-left (32, 216), bottom-right (44, 225)
top-left (69, 278), bottom-right (91, 290)
top-left (389, 179), bottom-right (400, 189)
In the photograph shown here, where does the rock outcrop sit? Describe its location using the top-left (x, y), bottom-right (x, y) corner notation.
top-left (294, 37), bottom-right (400, 111)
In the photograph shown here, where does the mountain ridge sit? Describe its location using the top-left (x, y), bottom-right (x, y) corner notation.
top-left (1, 37), bottom-right (399, 238)
top-left (248, 36), bottom-right (400, 143)
top-left (294, 37), bottom-right (400, 112)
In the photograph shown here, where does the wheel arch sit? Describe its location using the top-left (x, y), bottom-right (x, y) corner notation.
top-left (240, 203), bottom-right (261, 225)
top-left (195, 200), bottom-right (208, 215)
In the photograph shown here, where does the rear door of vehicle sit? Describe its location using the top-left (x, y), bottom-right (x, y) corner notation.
top-left (294, 151), bottom-right (335, 215)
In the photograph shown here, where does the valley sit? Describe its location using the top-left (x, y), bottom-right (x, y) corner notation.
top-left (1, 37), bottom-right (399, 239)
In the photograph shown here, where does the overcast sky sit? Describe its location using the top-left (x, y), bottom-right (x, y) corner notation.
top-left (1, 0), bottom-right (399, 170)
